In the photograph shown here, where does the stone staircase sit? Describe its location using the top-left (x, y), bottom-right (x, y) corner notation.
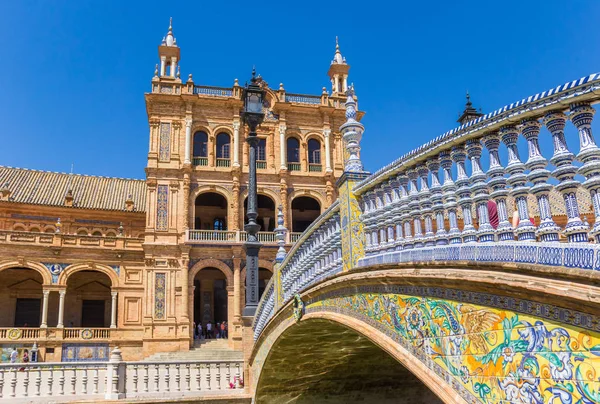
top-left (144, 339), bottom-right (244, 361)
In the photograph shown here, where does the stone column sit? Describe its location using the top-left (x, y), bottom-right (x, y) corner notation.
top-left (181, 259), bottom-right (189, 323)
top-left (40, 290), bottom-right (49, 328)
top-left (452, 145), bottom-right (477, 243)
top-left (521, 120), bottom-right (560, 242)
top-left (544, 112), bottom-right (587, 242)
top-left (233, 120), bottom-right (241, 167)
top-left (324, 129), bottom-right (332, 172)
top-left (570, 103), bottom-right (600, 240)
top-left (233, 258), bottom-right (242, 322)
top-left (501, 126), bottom-right (536, 241)
top-left (170, 57), bottom-right (177, 78)
top-left (279, 124), bottom-right (287, 170)
top-left (160, 56), bottom-right (166, 77)
top-left (482, 134), bottom-right (514, 241)
top-left (110, 292), bottom-right (118, 329)
top-left (466, 138), bottom-right (495, 242)
top-left (184, 118), bottom-right (192, 164)
top-left (57, 290), bottom-right (66, 328)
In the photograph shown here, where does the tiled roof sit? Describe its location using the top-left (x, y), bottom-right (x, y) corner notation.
top-left (0, 166), bottom-right (146, 212)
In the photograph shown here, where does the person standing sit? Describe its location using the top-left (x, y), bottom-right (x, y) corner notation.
top-left (197, 322), bottom-right (202, 340)
top-left (216, 322), bottom-right (221, 339)
top-left (206, 321), bottom-right (212, 339)
top-left (10, 348), bottom-right (18, 363)
top-left (221, 322), bottom-right (226, 339)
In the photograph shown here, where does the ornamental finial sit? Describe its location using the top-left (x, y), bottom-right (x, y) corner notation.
top-left (332, 36), bottom-right (344, 64)
top-left (339, 85), bottom-right (365, 172)
top-left (274, 205), bottom-right (288, 262)
top-left (164, 17), bottom-right (176, 47)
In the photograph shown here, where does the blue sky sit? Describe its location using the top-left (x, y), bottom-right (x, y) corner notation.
top-left (1, 0), bottom-right (599, 179)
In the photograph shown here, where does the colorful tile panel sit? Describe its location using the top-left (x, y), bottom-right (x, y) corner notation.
top-left (338, 178), bottom-right (365, 271)
top-left (159, 122), bottom-right (171, 161)
top-left (61, 343), bottom-right (109, 362)
top-left (306, 287), bottom-right (600, 403)
top-left (154, 272), bottom-right (166, 319)
top-left (156, 185), bottom-right (168, 231)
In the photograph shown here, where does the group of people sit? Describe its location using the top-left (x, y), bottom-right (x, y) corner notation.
top-left (194, 321), bottom-right (228, 339)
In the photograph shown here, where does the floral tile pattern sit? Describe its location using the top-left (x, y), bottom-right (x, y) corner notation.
top-left (159, 122), bottom-right (171, 162)
top-left (154, 272), bottom-right (166, 319)
top-left (156, 185), bottom-right (168, 231)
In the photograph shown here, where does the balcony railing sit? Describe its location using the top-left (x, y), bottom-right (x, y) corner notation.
top-left (256, 161), bottom-right (267, 169)
top-left (193, 156), bottom-right (208, 166)
top-left (216, 158), bottom-right (231, 168)
top-left (287, 162), bottom-right (301, 171)
top-left (308, 164), bottom-right (322, 172)
top-left (290, 232), bottom-right (302, 243)
top-left (63, 328), bottom-right (111, 340)
top-left (0, 231), bottom-right (143, 251)
top-left (286, 93), bottom-right (322, 105)
top-left (0, 327), bottom-right (118, 343)
top-left (193, 85), bottom-right (233, 97)
top-left (186, 230), bottom-right (300, 245)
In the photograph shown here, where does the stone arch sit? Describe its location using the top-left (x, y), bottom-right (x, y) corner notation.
top-left (252, 312), bottom-right (450, 403)
top-left (288, 189), bottom-right (325, 212)
top-left (76, 227), bottom-right (90, 236)
top-left (212, 125), bottom-right (234, 138)
top-left (12, 223), bottom-right (26, 231)
top-left (42, 225), bottom-right (56, 233)
top-left (189, 258), bottom-right (234, 287)
top-left (0, 260), bottom-right (52, 285)
top-left (90, 228), bottom-right (104, 236)
top-left (58, 263), bottom-right (119, 288)
top-left (189, 185), bottom-right (233, 230)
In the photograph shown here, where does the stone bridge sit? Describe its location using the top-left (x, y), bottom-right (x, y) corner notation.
top-left (249, 74), bottom-right (600, 403)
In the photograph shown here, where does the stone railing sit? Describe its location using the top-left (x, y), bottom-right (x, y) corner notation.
top-left (186, 230), bottom-right (301, 245)
top-left (285, 93), bottom-right (322, 105)
top-left (0, 328), bottom-right (120, 344)
top-left (252, 201), bottom-right (341, 339)
top-left (0, 349), bottom-right (245, 402)
top-left (354, 73), bottom-right (600, 274)
top-left (193, 85), bottom-right (233, 97)
top-left (0, 231), bottom-right (144, 251)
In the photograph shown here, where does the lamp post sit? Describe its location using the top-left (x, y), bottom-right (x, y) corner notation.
top-left (242, 68), bottom-right (265, 317)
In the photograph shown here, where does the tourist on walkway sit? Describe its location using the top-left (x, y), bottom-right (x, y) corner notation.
top-left (10, 347), bottom-right (17, 363)
top-left (216, 322), bottom-right (221, 338)
top-left (197, 322), bottom-right (202, 339)
top-left (22, 349), bottom-right (29, 363)
top-left (206, 321), bottom-right (212, 339)
top-left (220, 321), bottom-right (226, 339)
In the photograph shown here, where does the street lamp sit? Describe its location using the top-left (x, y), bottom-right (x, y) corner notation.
top-left (242, 68), bottom-right (265, 317)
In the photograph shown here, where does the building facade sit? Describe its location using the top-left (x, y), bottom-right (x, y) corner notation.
top-left (0, 21), bottom-right (358, 361)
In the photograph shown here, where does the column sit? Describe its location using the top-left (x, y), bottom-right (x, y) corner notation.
top-left (184, 118), bottom-right (192, 164)
top-left (170, 57), bottom-right (177, 78)
top-left (110, 292), bottom-right (118, 329)
top-left (451, 145), bottom-right (477, 243)
top-left (233, 258), bottom-right (241, 321)
top-left (160, 56), bottom-right (166, 77)
top-left (398, 175), bottom-right (413, 249)
top-left (417, 166), bottom-right (435, 246)
top-left (439, 151), bottom-right (461, 244)
top-left (521, 120), bottom-right (560, 242)
top-left (233, 120), bottom-right (241, 167)
top-left (40, 290), bottom-right (49, 328)
top-left (406, 169), bottom-right (424, 247)
top-left (466, 139), bottom-right (495, 242)
top-left (57, 290), bottom-right (66, 328)
top-left (570, 103), bottom-right (600, 240)
top-left (279, 124), bottom-right (287, 170)
top-left (544, 112), bottom-right (587, 242)
top-left (324, 129), bottom-right (332, 172)
top-left (427, 159), bottom-right (447, 245)
top-left (181, 260), bottom-right (189, 323)
top-left (501, 126), bottom-right (536, 241)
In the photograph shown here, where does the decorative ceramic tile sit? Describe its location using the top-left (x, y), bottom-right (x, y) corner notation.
top-left (42, 263), bottom-right (70, 284)
top-left (156, 185), bottom-right (168, 231)
top-left (154, 272), bottom-right (166, 319)
top-left (61, 343), bottom-right (109, 362)
top-left (339, 177), bottom-right (366, 271)
top-left (159, 122), bottom-right (171, 161)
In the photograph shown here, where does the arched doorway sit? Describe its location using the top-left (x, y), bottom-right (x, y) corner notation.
top-left (255, 319), bottom-right (441, 403)
top-left (0, 268), bottom-right (44, 327)
top-left (195, 192), bottom-right (228, 230)
top-left (64, 270), bottom-right (113, 328)
top-left (291, 196), bottom-right (321, 232)
top-left (193, 268), bottom-right (228, 332)
top-left (243, 194), bottom-right (276, 232)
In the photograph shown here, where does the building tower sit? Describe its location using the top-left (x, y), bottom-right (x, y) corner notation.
top-left (158, 18), bottom-right (180, 79)
top-left (457, 92), bottom-right (483, 125)
top-left (328, 37), bottom-right (349, 96)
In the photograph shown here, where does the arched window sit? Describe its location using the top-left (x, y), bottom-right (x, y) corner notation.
top-left (287, 138), bottom-right (300, 163)
top-left (195, 193), bottom-right (228, 230)
top-left (308, 139), bottom-right (321, 164)
top-left (216, 133), bottom-right (230, 159)
top-left (193, 131), bottom-right (208, 166)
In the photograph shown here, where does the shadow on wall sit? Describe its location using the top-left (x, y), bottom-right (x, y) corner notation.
top-left (255, 319), bottom-right (442, 404)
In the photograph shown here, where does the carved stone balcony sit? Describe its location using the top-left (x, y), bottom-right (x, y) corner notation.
top-left (0, 231), bottom-right (144, 251)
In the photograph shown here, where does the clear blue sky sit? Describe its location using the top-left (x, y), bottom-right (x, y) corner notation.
top-left (1, 0), bottom-right (599, 179)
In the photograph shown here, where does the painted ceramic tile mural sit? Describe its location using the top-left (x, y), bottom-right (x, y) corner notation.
top-left (156, 185), bottom-right (169, 231)
top-left (309, 291), bottom-right (600, 403)
top-left (339, 178), bottom-right (365, 271)
top-left (154, 273), bottom-right (166, 319)
top-left (61, 344), bottom-right (109, 362)
top-left (159, 122), bottom-right (171, 161)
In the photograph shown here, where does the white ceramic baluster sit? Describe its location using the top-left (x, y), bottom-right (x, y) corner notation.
top-left (92, 367), bottom-right (99, 395)
top-left (10, 367), bottom-right (17, 397)
top-left (58, 367), bottom-right (65, 395)
top-left (452, 145), bottom-right (476, 242)
top-left (164, 363), bottom-right (170, 392)
top-left (175, 364), bottom-right (181, 392)
top-left (235, 363), bottom-right (241, 388)
top-left (417, 165), bottom-right (435, 245)
top-left (427, 158), bottom-right (447, 245)
top-left (22, 367), bottom-right (29, 397)
top-left (35, 367), bottom-right (41, 397)
top-left (407, 169), bottom-right (424, 246)
top-left (439, 151), bottom-right (461, 243)
top-left (226, 363), bottom-right (231, 387)
top-left (196, 363), bottom-right (202, 390)
top-left (132, 365), bottom-right (138, 394)
top-left (0, 369), bottom-right (4, 398)
top-left (185, 363), bottom-right (191, 392)
top-left (154, 364), bottom-right (160, 392)
top-left (70, 367), bottom-right (76, 395)
top-left (216, 363), bottom-right (221, 389)
top-left (81, 367), bottom-right (88, 395)
top-left (466, 138), bottom-right (495, 242)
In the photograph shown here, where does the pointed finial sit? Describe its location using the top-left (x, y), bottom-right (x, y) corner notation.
top-left (177, 65), bottom-right (181, 78)
top-left (333, 37), bottom-right (344, 64)
top-left (251, 66), bottom-right (257, 83)
top-left (336, 36), bottom-right (339, 50)
top-left (169, 17), bottom-right (173, 32)
top-left (154, 64), bottom-right (158, 77)
top-left (466, 91), bottom-right (472, 106)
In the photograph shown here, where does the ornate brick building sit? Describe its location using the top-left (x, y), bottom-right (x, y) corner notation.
top-left (0, 21), bottom-right (359, 361)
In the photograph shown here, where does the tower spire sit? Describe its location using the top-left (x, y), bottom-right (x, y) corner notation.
top-left (457, 91), bottom-right (483, 125)
top-left (327, 37), bottom-right (350, 96)
top-left (157, 18), bottom-right (181, 79)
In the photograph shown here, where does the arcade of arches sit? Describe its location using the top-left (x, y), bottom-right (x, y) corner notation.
top-left (255, 319), bottom-right (440, 404)
top-left (194, 191), bottom-right (322, 233)
top-left (0, 267), bottom-right (117, 329)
